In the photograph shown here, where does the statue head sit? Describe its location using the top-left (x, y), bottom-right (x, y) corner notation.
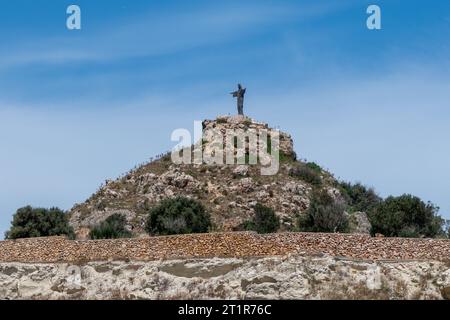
top-left (238, 83), bottom-right (242, 90)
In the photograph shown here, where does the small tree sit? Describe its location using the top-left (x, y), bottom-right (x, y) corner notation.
top-left (5, 206), bottom-right (74, 239)
top-left (90, 213), bottom-right (132, 239)
top-left (338, 181), bottom-right (382, 212)
top-left (368, 194), bottom-right (446, 238)
top-left (244, 203), bottom-right (280, 234)
top-left (145, 197), bottom-right (211, 235)
top-left (298, 189), bottom-right (349, 233)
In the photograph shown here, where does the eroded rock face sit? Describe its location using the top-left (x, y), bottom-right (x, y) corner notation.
top-left (1, 255), bottom-right (449, 300)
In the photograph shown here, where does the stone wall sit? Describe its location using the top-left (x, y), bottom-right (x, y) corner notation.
top-left (0, 232), bottom-right (449, 263)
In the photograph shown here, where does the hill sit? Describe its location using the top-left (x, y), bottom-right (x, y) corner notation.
top-left (68, 115), bottom-right (369, 238)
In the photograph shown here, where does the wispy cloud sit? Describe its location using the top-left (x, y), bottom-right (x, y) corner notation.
top-left (0, 1), bottom-right (343, 70)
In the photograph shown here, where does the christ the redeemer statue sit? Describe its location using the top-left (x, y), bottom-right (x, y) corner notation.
top-left (230, 84), bottom-right (246, 115)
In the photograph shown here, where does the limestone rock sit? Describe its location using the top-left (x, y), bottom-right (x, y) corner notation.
top-left (1, 254), bottom-right (449, 300)
top-left (347, 212), bottom-right (372, 235)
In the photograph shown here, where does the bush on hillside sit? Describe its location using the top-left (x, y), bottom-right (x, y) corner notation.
top-left (90, 213), bottom-right (132, 239)
top-left (244, 203), bottom-right (280, 234)
top-left (368, 194), bottom-right (446, 238)
top-left (289, 163), bottom-right (322, 186)
top-left (338, 181), bottom-right (382, 212)
top-left (298, 189), bottom-right (349, 233)
top-left (5, 206), bottom-right (74, 239)
top-left (145, 196), bottom-right (211, 235)
top-left (305, 162), bottom-right (322, 173)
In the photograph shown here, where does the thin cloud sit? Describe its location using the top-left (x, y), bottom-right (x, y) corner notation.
top-left (0, 2), bottom-right (344, 69)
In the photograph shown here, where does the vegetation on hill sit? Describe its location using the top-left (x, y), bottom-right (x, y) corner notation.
top-left (243, 203), bottom-right (280, 234)
top-left (368, 194), bottom-right (447, 238)
top-left (338, 181), bottom-right (382, 213)
top-left (145, 196), bottom-right (211, 235)
top-left (289, 162), bottom-right (322, 186)
top-left (336, 181), bottom-right (448, 238)
top-left (297, 189), bottom-right (349, 233)
top-left (5, 206), bottom-right (74, 239)
top-left (90, 213), bottom-right (132, 239)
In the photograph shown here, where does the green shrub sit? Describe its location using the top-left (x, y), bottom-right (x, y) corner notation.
top-left (298, 189), bottom-right (349, 233)
top-left (145, 197), bottom-right (211, 235)
top-left (338, 181), bottom-right (382, 212)
top-left (305, 162), bottom-right (322, 173)
top-left (242, 118), bottom-right (252, 126)
top-left (244, 203), bottom-right (280, 234)
top-left (279, 151), bottom-right (296, 163)
top-left (90, 213), bottom-right (132, 239)
top-left (5, 206), bottom-right (74, 239)
top-left (289, 164), bottom-right (322, 185)
top-left (368, 194), bottom-right (446, 238)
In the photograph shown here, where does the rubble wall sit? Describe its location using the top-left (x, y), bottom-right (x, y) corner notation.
top-left (0, 232), bottom-right (449, 263)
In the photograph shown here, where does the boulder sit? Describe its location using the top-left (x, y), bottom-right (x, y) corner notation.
top-left (233, 165), bottom-right (249, 177)
top-left (347, 212), bottom-right (372, 235)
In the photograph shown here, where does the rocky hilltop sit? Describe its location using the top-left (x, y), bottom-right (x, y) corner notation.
top-left (69, 115), bottom-right (367, 238)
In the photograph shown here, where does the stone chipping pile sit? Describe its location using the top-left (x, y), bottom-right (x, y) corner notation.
top-left (0, 232), bottom-right (448, 263)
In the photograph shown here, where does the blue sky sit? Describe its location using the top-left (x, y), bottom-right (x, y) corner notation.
top-left (0, 0), bottom-right (449, 237)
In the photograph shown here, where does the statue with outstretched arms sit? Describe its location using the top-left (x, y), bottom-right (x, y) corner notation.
top-left (230, 84), bottom-right (246, 115)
